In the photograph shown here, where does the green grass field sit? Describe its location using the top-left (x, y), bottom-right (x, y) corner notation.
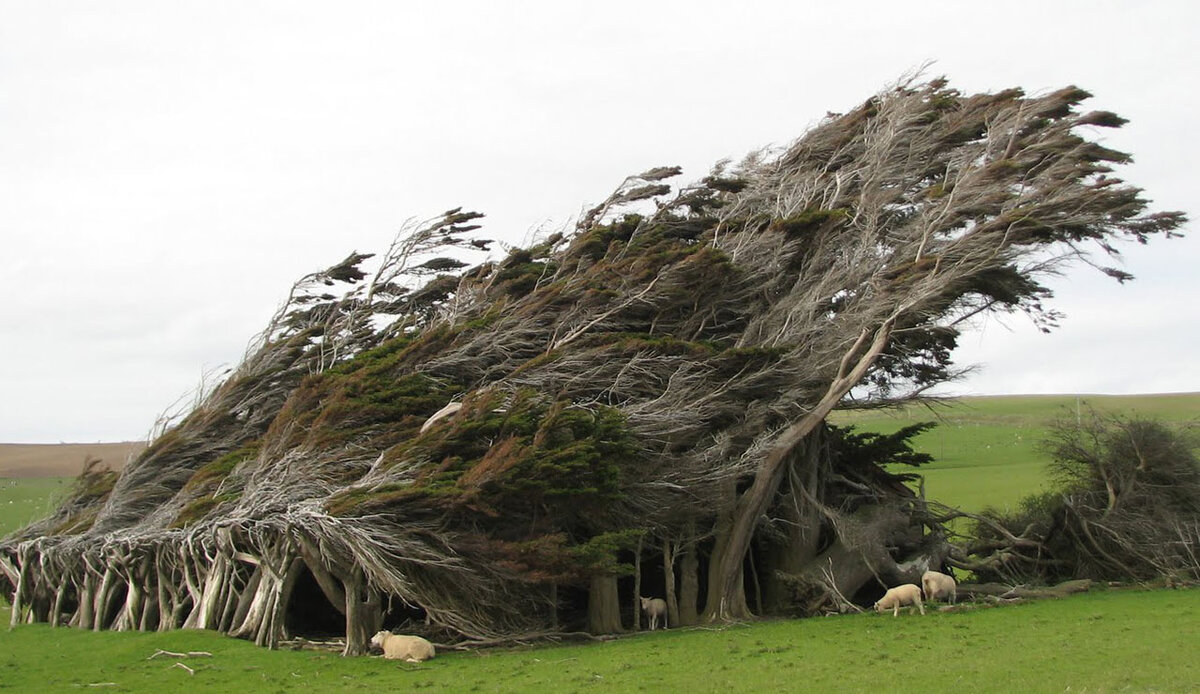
top-left (0, 478), bottom-right (68, 538)
top-left (831, 392), bottom-right (1200, 512)
top-left (2, 393), bottom-right (1198, 692)
top-left (1, 588), bottom-right (1196, 693)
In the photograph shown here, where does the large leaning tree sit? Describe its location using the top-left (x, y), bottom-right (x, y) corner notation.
top-left (1, 77), bottom-right (1185, 652)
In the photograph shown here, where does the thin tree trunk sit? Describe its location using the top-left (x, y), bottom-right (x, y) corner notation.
top-left (663, 537), bottom-right (679, 628)
top-left (76, 568), bottom-right (97, 629)
top-left (8, 546), bottom-right (30, 627)
top-left (50, 578), bottom-right (69, 627)
top-left (632, 535), bottom-right (643, 631)
top-left (297, 536), bottom-right (347, 615)
top-left (230, 566), bottom-right (265, 637)
top-left (267, 556), bottom-right (305, 647)
top-left (93, 566), bottom-right (118, 631)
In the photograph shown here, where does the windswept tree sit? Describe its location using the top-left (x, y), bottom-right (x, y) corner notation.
top-left (2, 77), bottom-right (1185, 649)
top-left (964, 412), bottom-right (1200, 584)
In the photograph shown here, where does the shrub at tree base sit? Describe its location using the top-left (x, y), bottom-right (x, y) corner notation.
top-left (967, 413), bottom-right (1200, 584)
top-left (0, 76), bottom-right (1185, 652)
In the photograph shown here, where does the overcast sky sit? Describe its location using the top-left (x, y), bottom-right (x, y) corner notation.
top-left (2, 1), bottom-right (1197, 444)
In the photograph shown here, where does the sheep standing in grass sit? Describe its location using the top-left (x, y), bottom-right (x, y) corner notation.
top-left (874, 584), bottom-right (925, 617)
top-left (370, 631), bottom-right (436, 662)
top-left (921, 570), bottom-right (957, 605)
top-left (640, 596), bottom-right (668, 630)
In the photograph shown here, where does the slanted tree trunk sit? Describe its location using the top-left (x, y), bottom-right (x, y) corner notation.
top-left (8, 544), bottom-right (31, 627)
top-left (195, 553), bottom-right (230, 630)
top-left (587, 574), bottom-right (622, 634)
top-left (762, 434), bottom-right (825, 613)
top-left (297, 536), bottom-right (347, 616)
top-left (93, 565), bottom-right (119, 631)
top-left (704, 322), bottom-right (894, 621)
top-left (702, 481), bottom-right (753, 621)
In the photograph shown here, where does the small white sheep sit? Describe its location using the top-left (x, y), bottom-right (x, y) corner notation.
top-left (640, 596), bottom-right (668, 630)
top-left (921, 570), bottom-right (957, 605)
top-left (369, 630), bottom-right (436, 662)
top-left (874, 583), bottom-right (925, 617)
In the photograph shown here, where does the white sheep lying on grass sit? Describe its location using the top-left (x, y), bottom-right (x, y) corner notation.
top-left (874, 584), bottom-right (925, 617)
top-left (370, 631), bottom-right (436, 662)
top-left (921, 570), bottom-right (957, 605)
top-left (640, 596), bottom-right (668, 630)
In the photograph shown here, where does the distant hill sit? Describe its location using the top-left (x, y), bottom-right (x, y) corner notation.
top-left (0, 442), bottom-right (145, 478)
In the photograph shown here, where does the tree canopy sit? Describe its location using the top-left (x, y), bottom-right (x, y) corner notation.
top-left (1, 77), bottom-right (1185, 651)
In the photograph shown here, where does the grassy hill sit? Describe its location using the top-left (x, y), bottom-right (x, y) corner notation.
top-left (830, 392), bottom-right (1200, 512)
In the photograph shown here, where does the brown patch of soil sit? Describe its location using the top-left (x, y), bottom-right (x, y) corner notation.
top-left (0, 442), bottom-right (145, 478)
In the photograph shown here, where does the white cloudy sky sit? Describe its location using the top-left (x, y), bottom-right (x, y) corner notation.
top-left (2, 1), bottom-right (1197, 443)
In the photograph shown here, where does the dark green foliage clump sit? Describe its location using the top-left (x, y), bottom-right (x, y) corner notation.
top-left (170, 444), bottom-right (260, 528)
top-left (830, 422), bottom-right (936, 469)
top-left (769, 208), bottom-right (849, 236)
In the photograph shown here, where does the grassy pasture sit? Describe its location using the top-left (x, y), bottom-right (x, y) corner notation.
top-left (1, 588), bottom-right (1197, 693)
top-left (831, 392), bottom-right (1200, 512)
top-left (0, 478), bottom-right (68, 538)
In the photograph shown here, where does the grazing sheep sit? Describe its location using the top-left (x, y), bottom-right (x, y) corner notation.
top-left (921, 570), bottom-right (957, 605)
top-left (370, 631), bottom-right (436, 662)
top-left (640, 596), bottom-right (668, 630)
top-left (874, 584), bottom-right (925, 617)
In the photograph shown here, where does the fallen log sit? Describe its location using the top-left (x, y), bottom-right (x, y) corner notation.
top-left (958, 579), bottom-right (1093, 600)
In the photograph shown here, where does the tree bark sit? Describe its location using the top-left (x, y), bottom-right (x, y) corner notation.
top-left (342, 567), bottom-right (382, 657)
top-left (762, 434), bottom-right (824, 613)
top-left (663, 537), bottom-right (679, 628)
top-left (706, 321), bottom-right (894, 620)
top-left (632, 535), bottom-right (643, 631)
top-left (586, 574), bottom-right (623, 634)
top-left (677, 534), bottom-right (700, 627)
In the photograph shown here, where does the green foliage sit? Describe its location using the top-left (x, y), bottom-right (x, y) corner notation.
top-left (270, 327), bottom-right (465, 452)
top-left (829, 421), bottom-right (937, 469)
top-left (327, 390), bottom-right (638, 529)
top-left (768, 208), bottom-right (849, 236)
top-left (182, 443), bottom-right (259, 494)
top-left (573, 214), bottom-right (644, 261)
top-left (490, 529), bottom-right (643, 584)
top-left (1042, 415), bottom-right (1200, 512)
